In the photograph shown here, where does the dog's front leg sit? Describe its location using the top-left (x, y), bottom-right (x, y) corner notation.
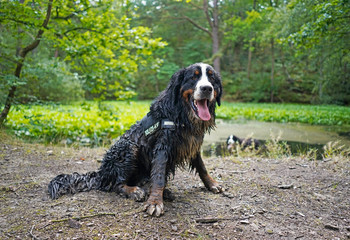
top-left (191, 153), bottom-right (225, 193)
top-left (143, 150), bottom-right (167, 217)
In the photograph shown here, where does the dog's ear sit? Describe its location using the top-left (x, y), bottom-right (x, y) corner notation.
top-left (215, 73), bottom-right (223, 106)
top-left (216, 84), bottom-right (222, 106)
top-left (169, 68), bottom-right (185, 104)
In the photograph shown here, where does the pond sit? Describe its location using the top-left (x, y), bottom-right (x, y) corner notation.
top-left (203, 120), bottom-right (350, 158)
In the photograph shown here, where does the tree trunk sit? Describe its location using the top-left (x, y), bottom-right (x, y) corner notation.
top-left (270, 37), bottom-right (275, 103)
top-left (185, 0), bottom-right (221, 73)
top-left (280, 48), bottom-right (291, 81)
top-left (317, 60), bottom-right (324, 102)
top-left (211, 0), bottom-right (220, 73)
top-left (247, 0), bottom-right (257, 80)
top-left (247, 40), bottom-right (253, 79)
top-left (0, 0), bottom-right (53, 126)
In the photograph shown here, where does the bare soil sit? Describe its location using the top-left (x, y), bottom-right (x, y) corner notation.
top-left (1, 132), bottom-right (350, 239)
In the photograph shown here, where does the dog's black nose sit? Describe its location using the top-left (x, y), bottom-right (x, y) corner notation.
top-left (200, 85), bottom-right (213, 93)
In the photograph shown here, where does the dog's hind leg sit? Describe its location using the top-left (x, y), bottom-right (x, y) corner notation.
top-left (191, 153), bottom-right (225, 193)
top-left (98, 138), bottom-right (150, 202)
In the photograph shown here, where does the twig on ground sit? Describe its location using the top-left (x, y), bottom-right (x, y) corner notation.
top-left (195, 216), bottom-right (238, 223)
top-left (277, 184), bottom-right (294, 189)
top-left (227, 170), bottom-right (248, 174)
top-left (51, 212), bottom-right (116, 223)
top-left (29, 224), bottom-right (39, 240)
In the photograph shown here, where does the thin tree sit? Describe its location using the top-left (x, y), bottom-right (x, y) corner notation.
top-left (270, 37), bottom-right (275, 102)
top-left (247, 0), bottom-right (257, 80)
top-left (183, 0), bottom-right (221, 72)
top-left (0, 0), bottom-right (53, 126)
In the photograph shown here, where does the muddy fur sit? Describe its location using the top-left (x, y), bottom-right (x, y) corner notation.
top-left (48, 63), bottom-right (224, 216)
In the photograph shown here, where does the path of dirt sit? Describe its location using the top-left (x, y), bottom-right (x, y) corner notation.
top-left (1, 133), bottom-right (350, 239)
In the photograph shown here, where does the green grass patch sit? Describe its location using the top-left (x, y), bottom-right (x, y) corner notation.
top-left (3, 101), bottom-right (349, 145)
top-left (5, 101), bottom-right (150, 145)
top-left (217, 102), bottom-right (350, 126)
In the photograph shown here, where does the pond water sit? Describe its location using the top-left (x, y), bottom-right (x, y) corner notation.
top-left (203, 120), bottom-right (350, 157)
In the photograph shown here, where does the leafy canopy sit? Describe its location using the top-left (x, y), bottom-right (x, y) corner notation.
top-left (0, 0), bottom-right (166, 103)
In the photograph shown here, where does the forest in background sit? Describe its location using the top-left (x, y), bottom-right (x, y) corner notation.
top-left (1, 0), bottom-right (349, 115)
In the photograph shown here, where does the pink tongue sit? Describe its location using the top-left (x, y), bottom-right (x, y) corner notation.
top-left (197, 99), bottom-right (211, 121)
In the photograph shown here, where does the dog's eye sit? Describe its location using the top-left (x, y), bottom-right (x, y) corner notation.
top-left (208, 70), bottom-right (213, 75)
top-left (194, 70), bottom-right (199, 75)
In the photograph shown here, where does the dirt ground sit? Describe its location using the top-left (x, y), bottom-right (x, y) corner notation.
top-left (1, 132), bottom-right (350, 240)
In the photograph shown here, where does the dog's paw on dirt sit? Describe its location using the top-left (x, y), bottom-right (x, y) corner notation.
top-left (143, 201), bottom-right (164, 217)
top-left (209, 184), bottom-right (225, 194)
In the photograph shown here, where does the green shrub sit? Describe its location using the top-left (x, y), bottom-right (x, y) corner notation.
top-left (16, 59), bottom-right (84, 103)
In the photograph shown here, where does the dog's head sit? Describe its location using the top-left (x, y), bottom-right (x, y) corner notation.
top-left (226, 134), bottom-right (240, 150)
top-left (169, 63), bottom-right (222, 122)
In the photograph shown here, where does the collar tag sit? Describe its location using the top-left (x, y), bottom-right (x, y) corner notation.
top-left (144, 121), bottom-right (160, 137)
top-left (162, 120), bottom-right (175, 129)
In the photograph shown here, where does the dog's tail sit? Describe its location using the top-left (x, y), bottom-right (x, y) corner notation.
top-left (48, 171), bottom-right (101, 199)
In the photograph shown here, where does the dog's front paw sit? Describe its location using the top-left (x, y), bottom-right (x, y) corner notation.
top-left (201, 174), bottom-right (225, 194)
top-left (143, 199), bottom-right (164, 217)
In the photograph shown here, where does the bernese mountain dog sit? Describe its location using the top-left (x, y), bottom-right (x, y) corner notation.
top-left (48, 63), bottom-right (224, 217)
top-left (226, 134), bottom-right (262, 151)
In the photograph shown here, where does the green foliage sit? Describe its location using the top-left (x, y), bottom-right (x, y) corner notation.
top-left (4, 101), bottom-right (349, 145)
top-left (17, 59), bottom-right (84, 103)
top-left (217, 102), bottom-right (350, 125)
top-left (280, 0), bottom-right (350, 104)
top-left (0, 0), bottom-right (50, 103)
top-left (5, 101), bottom-right (150, 145)
top-left (50, 0), bottom-right (167, 101)
top-left (0, 0), bottom-right (166, 106)
top-left (1, 0), bottom-right (349, 106)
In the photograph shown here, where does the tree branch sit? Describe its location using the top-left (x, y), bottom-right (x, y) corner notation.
top-left (182, 16), bottom-right (212, 37)
top-left (188, 1), bottom-right (203, 11)
top-left (20, 0), bottom-right (53, 58)
top-left (0, 18), bottom-right (36, 27)
top-left (203, 0), bottom-right (213, 29)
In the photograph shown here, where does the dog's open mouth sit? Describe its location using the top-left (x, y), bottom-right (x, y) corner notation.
top-left (190, 97), bottom-right (211, 121)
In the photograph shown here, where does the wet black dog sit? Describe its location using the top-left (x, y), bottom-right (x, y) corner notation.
top-left (48, 63), bottom-right (224, 217)
top-left (226, 134), bottom-right (262, 151)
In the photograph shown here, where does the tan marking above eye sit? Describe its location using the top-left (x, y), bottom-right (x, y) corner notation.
top-left (194, 70), bottom-right (199, 75)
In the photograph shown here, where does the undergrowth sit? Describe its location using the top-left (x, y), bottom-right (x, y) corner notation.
top-left (4, 101), bottom-right (149, 146)
top-left (2, 101), bottom-right (350, 146)
top-left (226, 136), bottom-right (350, 161)
top-left (217, 102), bottom-right (350, 126)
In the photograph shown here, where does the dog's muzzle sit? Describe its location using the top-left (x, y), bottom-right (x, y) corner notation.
top-left (191, 85), bottom-right (214, 121)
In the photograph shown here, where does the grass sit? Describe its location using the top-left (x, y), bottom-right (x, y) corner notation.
top-left (3, 101), bottom-right (350, 145)
top-left (217, 102), bottom-right (350, 126)
top-left (4, 101), bottom-right (150, 145)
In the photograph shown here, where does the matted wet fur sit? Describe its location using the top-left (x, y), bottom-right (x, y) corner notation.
top-left (48, 63), bottom-right (224, 216)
